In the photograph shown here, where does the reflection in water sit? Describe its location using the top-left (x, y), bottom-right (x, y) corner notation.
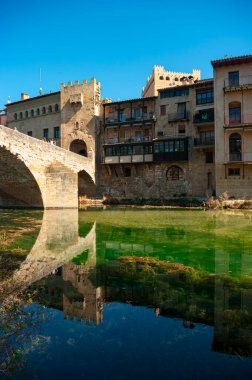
top-left (2, 208), bottom-right (252, 377)
top-left (12, 209), bottom-right (96, 287)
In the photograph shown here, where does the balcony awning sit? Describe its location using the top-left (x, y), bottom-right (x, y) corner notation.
top-left (195, 105), bottom-right (214, 111)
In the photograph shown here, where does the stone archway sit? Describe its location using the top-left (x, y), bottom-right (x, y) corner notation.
top-left (0, 147), bottom-right (43, 208)
top-left (69, 140), bottom-right (87, 157)
top-left (78, 170), bottom-right (96, 197)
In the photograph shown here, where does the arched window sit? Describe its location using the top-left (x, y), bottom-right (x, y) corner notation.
top-left (166, 76), bottom-right (170, 80)
top-left (55, 104), bottom-right (59, 112)
top-left (14, 113), bottom-right (17, 120)
top-left (25, 110), bottom-right (28, 118)
top-left (159, 76), bottom-right (164, 80)
top-left (166, 166), bottom-right (184, 181)
top-left (31, 109), bottom-right (34, 117)
top-left (69, 139), bottom-right (87, 157)
top-left (48, 105), bottom-right (52, 113)
top-left (229, 133), bottom-right (242, 161)
top-left (19, 112), bottom-right (23, 119)
top-left (229, 102), bottom-right (241, 124)
top-left (42, 107), bottom-right (46, 114)
top-left (174, 77), bottom-right (179, 81)
top-left (36, 108), bottom-right (40, 116)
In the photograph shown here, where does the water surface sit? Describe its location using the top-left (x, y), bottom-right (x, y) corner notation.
top-left (1, 208), bottom-right (252, 379)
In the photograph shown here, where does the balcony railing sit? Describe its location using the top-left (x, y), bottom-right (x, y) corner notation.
top-left (104, 136), bottom-right (151, 145)
top-left (194, 137), bottom-right (215, 147)
top-left (229, 153), bottom-right (242, 161)
top-left (224, 75), bottom-right (252, 90)
top-left (194, 111), bottom-right (214, 124)
top-left (224, 114), bottom-right (252, 126)
top-left (105, 113), bottom-right (155, 124)
top-left (168, 111), bottom-right (189, 122)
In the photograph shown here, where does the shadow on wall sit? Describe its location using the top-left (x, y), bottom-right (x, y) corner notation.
top-left (78, 170), bottom-right (96, 197)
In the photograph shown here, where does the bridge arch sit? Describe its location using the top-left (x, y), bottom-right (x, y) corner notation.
top-left (78, 170), bottom-right (96, 198)
top-left (0, 146), bottom-right (43, 207)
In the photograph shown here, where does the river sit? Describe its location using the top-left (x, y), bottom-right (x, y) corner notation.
top-left (1, 207), bottom-right (252, 379)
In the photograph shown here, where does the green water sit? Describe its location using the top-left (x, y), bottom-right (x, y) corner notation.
top-left (1, 207), bottom-right (252, 379)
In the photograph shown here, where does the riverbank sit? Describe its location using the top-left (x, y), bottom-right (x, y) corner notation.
top-left (79, 196), bottom-right (252, 210)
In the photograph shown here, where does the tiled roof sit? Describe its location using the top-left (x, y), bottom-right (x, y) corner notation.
top-left (5, 91), bottom-right (60, 107)
top-left (211, 55), bottom-right (252, 67)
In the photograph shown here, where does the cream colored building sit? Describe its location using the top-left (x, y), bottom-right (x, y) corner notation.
top-left (212, 55), bottom-right (252, 198)
top-left (142, 65), bottom-right (201, 97)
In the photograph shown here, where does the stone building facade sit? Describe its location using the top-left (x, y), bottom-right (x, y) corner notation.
top-left (99, 79), bottom-right (215, 199)
top-left (142, 65), bottom-right (201, 97)
top-left (212, 55), bottom-right (252, 198)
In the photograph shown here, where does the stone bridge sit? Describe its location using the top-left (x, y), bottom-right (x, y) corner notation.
top-left (0, 125), bottom-right (95, 208)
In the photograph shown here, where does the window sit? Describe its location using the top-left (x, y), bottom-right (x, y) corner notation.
top-left (177, 103), bottom-right (186, 118)
top-left (133, 108), bottom-right (141, 119)
top-left (123, 167), bottom-right (131, 177)
top-left (154, 142), bottom-right (164, 153)
top-left (120, 145), bottom-right (132, 156)
top-left (19, 112), bottom-right (23, 119)
top-left (25, 110), bottom-right (28, 118)
top-left (43, 128), bottom-right (49, 140)
top-left (157, 131), bottom-right (164, 137)
top-left (196, 90), bottom-right (214, 105)
top-left (205, 151), bottom-right (214, 163)
top-left (160, 87), bottom-right (189, 99)
top-left (229, 102), bottom-right (241, 124)
top-left (105, 146), bottom-right (120, 156)
top-left (54, 127), bottom-right (60, 139)
top-left (178, 125), bottom-right (186, 134)
top-left (27, 131), bottom-right (33, 136)
top-left (31, 109), bottom-right (34, 117)
top-left (229, 133), bottom-right (241, 161)
top-left (42, 107), bottom-right (46, 114)
top-left (154, 139), bottom-right (188, 161)
top-left (14, 113), bottom-right (17, 120)
top-left (160, 105), bottom-right (166, 116)
top-left (144, 145), bottom-right (152, 154)
top-left (55, 104), bottom-right (59, 112)
top-left (164, 140), bottom-right (174, 152)
top-left (48, 105), bottom-right (52, 113)
top-left (159, 76), bottom-right (164, 80)
top-left (166, 166), bottom-right (183, 180)
top-left (228, 168), bottom-right (240, 176)
top-left (119, 110), bottom-right (125, 122)
top-left (229, 71), bottom-right (239, 87)
top-left (36, 108), bottom-right (40, 116)
top-left (199, 131), bottom-right (214, 145)
top-left (133, 145), bottom-right (143, 155)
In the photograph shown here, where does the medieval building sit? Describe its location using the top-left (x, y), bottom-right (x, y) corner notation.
top-left (3, 55), bottom-right (252, 199)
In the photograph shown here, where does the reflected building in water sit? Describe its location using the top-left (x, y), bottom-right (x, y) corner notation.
top-left (11, 209), bottom-right (252, 356)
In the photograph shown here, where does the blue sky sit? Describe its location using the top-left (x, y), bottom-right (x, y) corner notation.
top-left (1, 0), bottom-right (252, 109)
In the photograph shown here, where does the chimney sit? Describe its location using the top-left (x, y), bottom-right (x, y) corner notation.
top-left (21, 93), bottom-right (29, 100)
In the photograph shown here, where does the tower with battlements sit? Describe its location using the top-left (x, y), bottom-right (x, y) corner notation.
top-left (142, 65), bottom-right (201, 97)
